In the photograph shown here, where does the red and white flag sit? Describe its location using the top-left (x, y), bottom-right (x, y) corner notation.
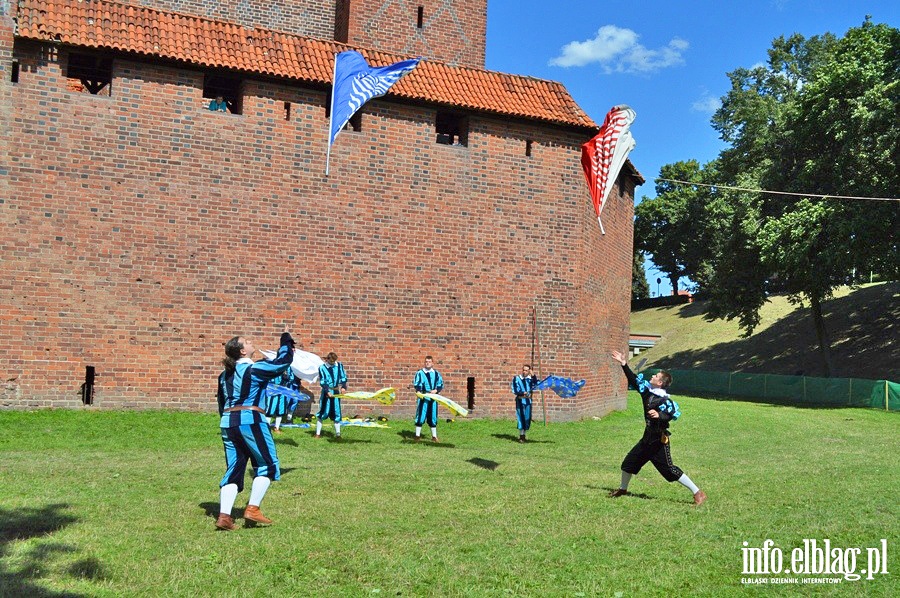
top-left (581, 105), bottom-right (636, 234)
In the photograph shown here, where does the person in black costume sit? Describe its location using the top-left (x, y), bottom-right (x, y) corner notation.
top-left (609, 350), bottom-right (706, 506)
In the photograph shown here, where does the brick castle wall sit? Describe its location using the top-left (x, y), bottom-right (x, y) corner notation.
top-left (0, 39), bottom-right (633, 418)
top-left (343, 0), bottom-right (487, 68)
top-left (133, 0), bottom-right (337, 41)
top-left (127, 1), bottom-right (488, 68)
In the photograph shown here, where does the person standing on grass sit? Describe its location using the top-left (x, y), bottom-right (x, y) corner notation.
top-left (609, 350), bottom-right (706, 506)
top-left (413, 355), bottom-right (444, 442)
top-left (315, 352), bottom-right (347, 439)
top-left (215, 327), bottom-right (295, 531)
top-left (511, 364), bottom-right (539, 443)
top-left (265, 367), bottom-right (296, 434)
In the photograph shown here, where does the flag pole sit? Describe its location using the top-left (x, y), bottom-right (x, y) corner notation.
top-left (530, 306), bottom-right (535, 369)
top-left (534, 306), bottom-right (547, 426)
top-left (597, 216), bottom-right (606, 235)
top-left (325, 54), bottom-right (339, 177)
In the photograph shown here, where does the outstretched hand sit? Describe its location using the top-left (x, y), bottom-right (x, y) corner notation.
top-left (611, 350), bottom-right (627, 366)
top-left (282, 324), bottom-right (296, 349)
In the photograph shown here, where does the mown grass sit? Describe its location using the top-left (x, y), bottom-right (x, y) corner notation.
top-left (630, 282), bottom-right (899, 380)
top-left (0, 397), bottom-right (897, 597)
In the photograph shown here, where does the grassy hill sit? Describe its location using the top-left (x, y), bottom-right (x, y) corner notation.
top-left (629, 282), bottom-right (899, 380)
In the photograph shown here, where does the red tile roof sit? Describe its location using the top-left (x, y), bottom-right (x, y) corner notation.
top-left (16, 0), bottom-right (598, 130)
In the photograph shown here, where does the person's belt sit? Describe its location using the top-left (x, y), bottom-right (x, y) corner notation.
top-left (224, 406), bottom-right (265, 414)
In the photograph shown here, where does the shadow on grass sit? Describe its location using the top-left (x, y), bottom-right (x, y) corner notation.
top-left (274, 437), bottom-right (298, 447)
top-left (491, 433), bottom-right (521, 443)
top-left (654, 284), bottom-right (899, 379)
top-left (467, 458), bottom-right (500, 471)
top-left (326, 436), bottom-right (371, 444)
top-left (395, 431), bottom-right (456, 448)
top-left (584, 485), bottom-right (653, 500)
top-left (491, 433), bottom-right (555, 444)
top-left (0, 503), bottom-right (90, 597)
top-left (281, 466), bottom-right (307, 476)
top-left (199, 502), bottom-right (219, 518)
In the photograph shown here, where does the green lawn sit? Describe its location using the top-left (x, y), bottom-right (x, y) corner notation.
top-left (1, 398), bottom-right (897, 596)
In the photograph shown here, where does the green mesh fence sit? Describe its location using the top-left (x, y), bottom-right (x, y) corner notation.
top-left (644, 369), bottom-right (899, 411)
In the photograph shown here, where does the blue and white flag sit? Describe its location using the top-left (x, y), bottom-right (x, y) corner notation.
top-left (266, 384), bottom-right (312, 403)
top-left (535, 376), bottom-right (586, 399)
top-left (327, 50), bottom-right (420, 173)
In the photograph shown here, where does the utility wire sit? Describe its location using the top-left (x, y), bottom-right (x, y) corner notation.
top-left (655, 178), bottom-right (900, 202)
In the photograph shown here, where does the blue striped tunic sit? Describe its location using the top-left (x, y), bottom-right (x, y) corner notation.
top-left (216, 333), bottom-right (294, 489)
top-left (413, 368), bottom-right (444, 428)
top-left (217, 336), bottom-right (294, 428)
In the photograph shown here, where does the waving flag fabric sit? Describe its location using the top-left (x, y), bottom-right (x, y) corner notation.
top-left (335, 388), bottom-right (397, 406)
top-left (266, 384), bottom-right (312, 403)
top-left (581, 105), bottom-right (636, 234)
top-left (417, 392), bottom-right (469, 417)
top-left (536, 376), bottom-right (586, 399)
top-left (260, 349), bottom-right (325, 384)
top-left (327, 50), bottom-right (420, 174)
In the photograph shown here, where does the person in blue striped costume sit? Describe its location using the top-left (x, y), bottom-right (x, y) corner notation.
top-left (413, 355), bottom-right (444, 442)
top-left (265, 367), bottom-right (296, 434)
top-left (511, 364), bottom-right (539, 443)
top-left (215, 327), bottom-right (295, 531)
top-left (315, 352), bottom-right (347, 439)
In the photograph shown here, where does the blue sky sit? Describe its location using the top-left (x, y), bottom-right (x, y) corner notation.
top-left (484, 0), bottom-right (899, 295)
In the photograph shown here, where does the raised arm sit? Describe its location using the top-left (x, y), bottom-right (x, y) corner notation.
top-left (251, 331), bottom-right (295, 380)
top-left (611, 351), bottom-right (639, 388)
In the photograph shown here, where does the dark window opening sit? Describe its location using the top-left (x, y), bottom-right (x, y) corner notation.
top-left (436, 111), bottom-right (468, 146)
top-left (417, 6), bottom-right (424, 28)
top-left (66, 53), bottom-right (112, 95)
top-left (284, 101), bottom-right (291, 121)
top-left (82, 366), bottom-right (95, 405)
top-left (203, 74), bottom-right (242, 114)
top-left (11, 60), bottom-right (19, 84)
top-left (325, 90), bottom-right (331, 118)
top-left (466, 377), bottom-right (475, 411)
top-left (346, 111), bottom-right (362, 132)
top-left (526, 139), bottom-right (533, 156)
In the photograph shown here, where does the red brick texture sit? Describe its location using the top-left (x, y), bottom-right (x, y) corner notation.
top-left (344, 0), bottom-right (487, 69)
top-left (136, 0), bottom-right (339, 42)
top-left (0, 8), bottom-right (638, 419)
top-left (16, 0), bottom-right (594, 128)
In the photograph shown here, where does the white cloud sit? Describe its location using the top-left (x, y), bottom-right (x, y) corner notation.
top-left (692, 93), bottom-right (721, 114)
top-left (549, 25), bottom-right (688, 73)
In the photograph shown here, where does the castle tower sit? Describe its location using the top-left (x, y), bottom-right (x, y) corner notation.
top-left (336, 0), bottom-right (487, 68)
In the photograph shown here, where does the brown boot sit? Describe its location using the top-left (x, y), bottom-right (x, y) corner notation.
top-left (609, 488), bottom-right (629, 498)
top-left (243, 505), bottom-right (272, 525)
top-left (215, 513), bottom-right (235, 531)
top-left (693, 490), bottom-right (707, 506)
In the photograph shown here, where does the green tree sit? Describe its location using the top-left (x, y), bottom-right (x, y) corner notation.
top-left (633, 161), bottom-right (696, 294)
top-left (707, 19), bottom-right (900, 376)
top-left (632, 250), bottom-right (650, 300)
top-left (633, 160), bottom-right (721, 293)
